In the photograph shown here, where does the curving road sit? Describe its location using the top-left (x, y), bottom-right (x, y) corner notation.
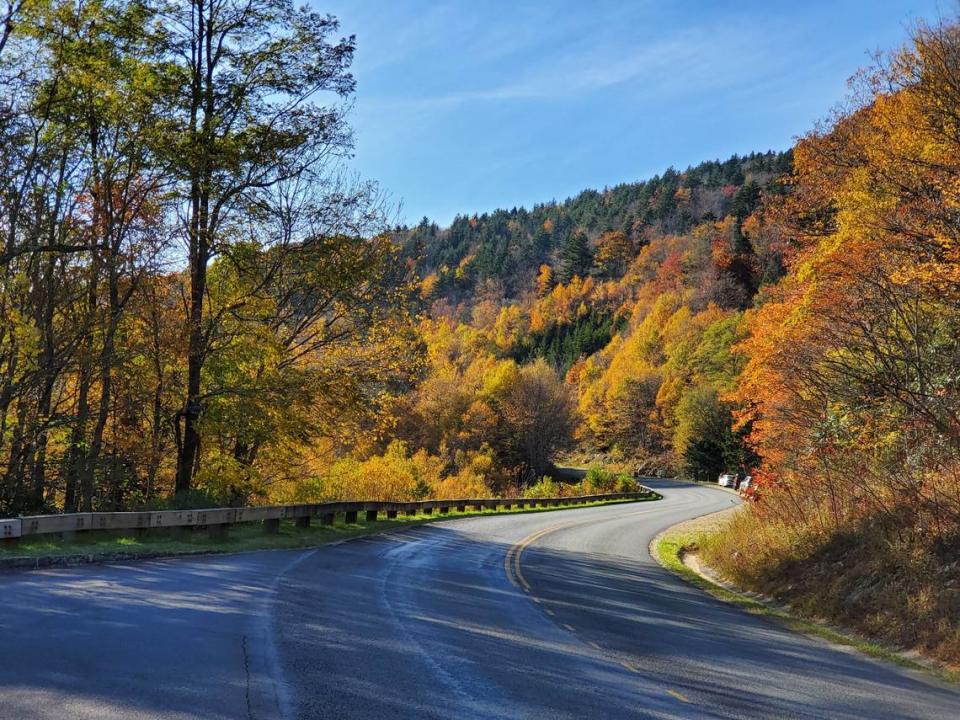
top-left (2, 479), bottom-right (959, 719)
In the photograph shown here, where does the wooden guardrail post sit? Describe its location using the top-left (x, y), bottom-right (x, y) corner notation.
top-left (263, 518), bottom-right (280, 534)
top-left (456, 503), bottom-right (466, 512)
top-left (386, 510), bottom-right (397, 519)
top-left (295, 516), bottom-right (310, 528)
top-left (1, 518), bottom-right (20, 549)
top-left (344, 510), bottom-right (358, 524)
top-left (439, 505), bottom-right (449, 514)
top-left (321, 512), bottom-right (335, 526)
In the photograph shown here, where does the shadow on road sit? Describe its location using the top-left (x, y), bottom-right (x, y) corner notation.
top-left (1, 497), bottom-right (958, 720)
top-left (273, 519), bottom-right (960, 720)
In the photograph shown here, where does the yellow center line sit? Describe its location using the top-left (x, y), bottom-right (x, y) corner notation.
top-left (501, 502), bottom-right (705, 709)
top-left (504, 521), bottom-right (569, 590)
top-left (504, 504), bottom-right (666, 593)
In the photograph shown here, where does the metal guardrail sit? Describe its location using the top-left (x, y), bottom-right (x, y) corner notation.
top-left (0, 489), bottom-right (655, 543)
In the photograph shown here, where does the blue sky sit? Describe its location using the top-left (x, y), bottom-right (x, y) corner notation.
top-left (318, 0), bottom-right (945, 226)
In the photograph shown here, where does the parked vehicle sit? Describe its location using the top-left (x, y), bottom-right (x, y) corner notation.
top-left (718, 473), bottom-right (737, 488)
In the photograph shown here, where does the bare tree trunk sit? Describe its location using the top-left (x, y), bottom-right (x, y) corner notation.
top-left (175, 0), bottom-right (213, 495)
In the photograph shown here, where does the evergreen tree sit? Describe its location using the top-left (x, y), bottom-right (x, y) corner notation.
top-left (559, 231), bottom-right (593, 282)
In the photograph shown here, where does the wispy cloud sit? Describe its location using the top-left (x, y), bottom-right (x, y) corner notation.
top-left (363, 21), bottom-right (783, 112)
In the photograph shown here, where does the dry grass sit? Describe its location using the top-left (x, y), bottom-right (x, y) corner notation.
top-left (700, 506), bottom-right (960, 668)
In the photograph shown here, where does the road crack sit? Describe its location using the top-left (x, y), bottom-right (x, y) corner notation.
top-left (242, 634), bottom-right (254, 720)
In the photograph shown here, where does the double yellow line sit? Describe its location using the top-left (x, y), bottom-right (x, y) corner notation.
top-left (501, 504), bottom-right (695, 708)
top-left (503, 504), bottom-right (659, 592)
top-left (503, 520), bottom-right (571, 592)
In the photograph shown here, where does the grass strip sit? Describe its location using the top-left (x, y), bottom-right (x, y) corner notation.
top-left (0, 495), bottom-right (660, 567)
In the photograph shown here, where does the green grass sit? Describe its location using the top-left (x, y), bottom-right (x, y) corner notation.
top-left (0, 495), bottom-right (659, 563)
top-left (654, 529), bottom-right (960, 685)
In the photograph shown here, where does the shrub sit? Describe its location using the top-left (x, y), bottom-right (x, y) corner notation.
top-left (523, 476), bottom-right (558, 498)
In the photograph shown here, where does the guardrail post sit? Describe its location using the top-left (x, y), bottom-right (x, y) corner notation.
top-left (321, 512), bottom-right (335, 526)
top-left (365, 510), bottom-right (378, 522)
top-left (502, 502), bottom-right (512, 510)
top-left (344, 510), bottom-right (358, 524)
top-left (422, 507), bottom-right (433, 515)
top-left (405, 508), bottom-right (417, 517)
top-left (295, 516), bottom-right (310, 528)
top-left (456, 504), bottom-right (466, 513)
top-left (472, 503), bottom-right (484, 512)
top-left (439, 505), bottom-right (449, 514)
top-left (263, 518), bottom-right (280, 534)
top-left (386, 510), bottom-right (397, 519)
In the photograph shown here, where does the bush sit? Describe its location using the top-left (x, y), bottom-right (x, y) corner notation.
top-left (583, 464), bottom-right (614, 492)
top-left (577, 465), bottom-right (638, 494)
top-left (523, 476), bottom-right (558, 498)
top-left (280, 442), bottom-right (498, 503)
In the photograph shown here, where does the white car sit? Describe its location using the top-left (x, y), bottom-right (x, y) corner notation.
top-left (718, 473), bottom-right (737, 488)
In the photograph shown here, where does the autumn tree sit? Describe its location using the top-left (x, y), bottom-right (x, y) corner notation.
top-left (535, 264), bottom-right (554, 297)
top-left (595, 230), bottom-right (633, 278)
top-left (496, 359), bottom-right (576, 486)
top-left (0, 0), bottom-right (171, 512)
top-left (736, 17), bottom-right (960, 536)
top-left (59, 1), bottom-right (170, 511)
top-left (163, 0), bottom-right (358, 494)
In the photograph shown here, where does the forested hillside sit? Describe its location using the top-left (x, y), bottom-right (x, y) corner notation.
top-left (378, 151), bottom-right (791, 493)
top-left (400, 151), bottom-right (790, 304)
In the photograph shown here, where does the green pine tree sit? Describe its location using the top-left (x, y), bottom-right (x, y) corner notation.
top-left (559, 231), bottom-right (593, 282)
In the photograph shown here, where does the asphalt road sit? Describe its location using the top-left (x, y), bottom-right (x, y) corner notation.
top-left (2, 479), bottom-right (959, 719)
